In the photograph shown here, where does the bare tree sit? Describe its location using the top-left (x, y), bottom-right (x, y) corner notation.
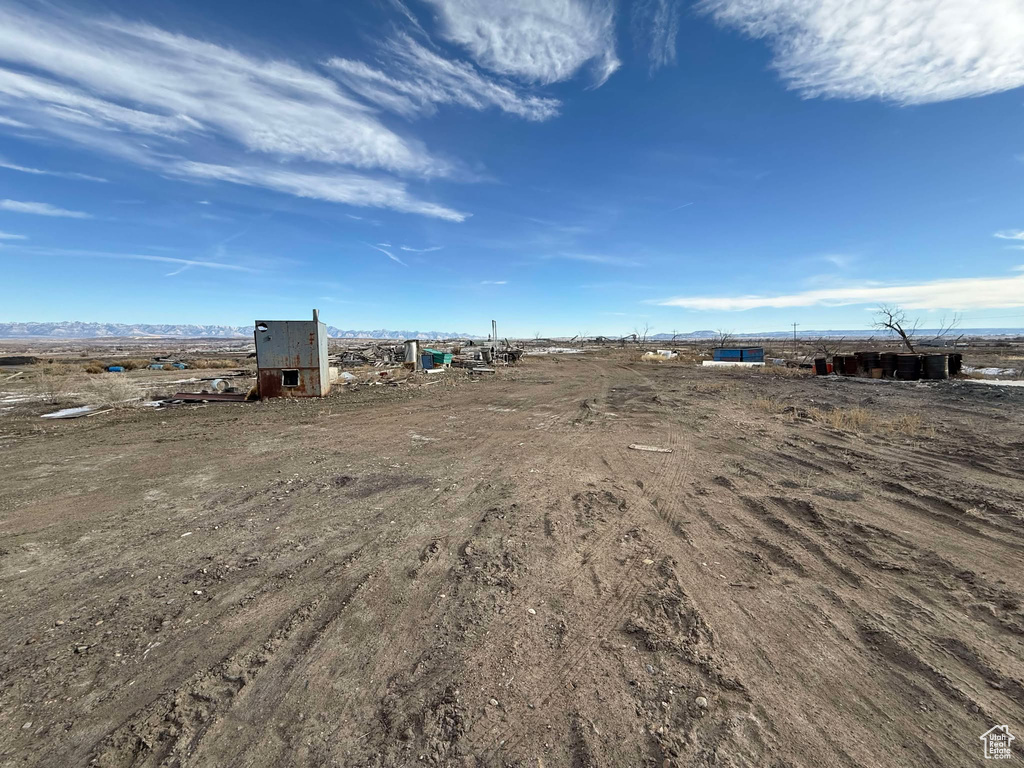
top-left (714, 328), bottom-right (735, 348)
top-left (814, 336), bottom-right (846, 358)
top-left (929, 313), bottom-right (963, 345)
top-left (873, 305), bottom-right (920, 351)
top-left (641, 322), bottom-right (653, 344)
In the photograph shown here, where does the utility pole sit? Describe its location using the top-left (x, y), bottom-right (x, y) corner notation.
top-left (792, 322), bottom-right (799, 355)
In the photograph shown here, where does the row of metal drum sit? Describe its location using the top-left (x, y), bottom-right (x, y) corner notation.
top-left (815, 352), bottom-right (963, 380)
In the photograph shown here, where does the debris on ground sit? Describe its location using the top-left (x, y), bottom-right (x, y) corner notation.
top-left (628, 443), bottom-right (673, 453)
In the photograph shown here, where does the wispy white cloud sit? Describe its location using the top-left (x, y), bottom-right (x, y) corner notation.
top-left (994, 229), bottom-right (1024, 240)
top-left (0, 230), bottom-right (27, 240)
top-left (171, 162), bottom-right (467, 222)
top-left (0, 199), bottom-right (91, 218)
top-left (422, 0), bottom-right (620, 86)
top-left (400, 244), bottom-right (444, 253)
top-left (0, 157), bottom-right (107, 182)
top-left (0, 115), bottom-right (29, 128)
top-left (367, 243), bottom-right (408, 266)
top-left (326, 34), bottom-right (559, 121)
top-left (632, 0), bottom-right (682, 72)
top-left (7, 246), bottom-right (258, 272)
top-left (654, 270), bottom-right (1024, 311)
top-left (481, 279), bottom-right (507, 284)
top-left (0, 3), bottom-right (467, 220)
top-left (0, 7), bottom-right (444, 175)
top-left (701, 0), bottom-right (1024, 104)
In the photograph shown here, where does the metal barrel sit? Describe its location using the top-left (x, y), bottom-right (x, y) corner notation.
top-left (859, 351), bottom-right (881, 370)
top-left (948, 352), bottom-right (963, 376)
top-left (880, 352), bottom-right (898, 378)
top-left (924, 353), bottom-right (949, 380)
top-left (896, 353), bottom-right (922, 380)
top-left (831, 355), bottom-right (844, 374)
top-left (844, 356), bottom-right (860, 376)
top-left (814, 358), bottom-right (828, 375)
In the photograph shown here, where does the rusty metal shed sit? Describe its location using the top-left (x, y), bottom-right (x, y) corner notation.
top-left (254, 309), bottom-right (330, 398)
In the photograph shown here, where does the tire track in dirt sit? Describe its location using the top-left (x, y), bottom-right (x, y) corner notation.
top-left (90, 565), bottom-right (378, 767)
top-left (463, 366), bottom-right (683, 759)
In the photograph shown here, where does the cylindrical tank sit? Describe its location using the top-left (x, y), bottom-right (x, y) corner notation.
top-left (948, 352), bottom-right (963, 376)
top-left (896, 353), bottom-right (922, 380)
top-left (880, 352), bottom-right (898, 378)
top-left (404, 340), bottom-right (420, 370)
top-left (814, 358), bottom-right (828, 375)
top-left (924, 353), bottom-right (949, 380)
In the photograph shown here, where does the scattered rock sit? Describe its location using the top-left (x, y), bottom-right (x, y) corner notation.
top-left (527, 608), bottom-right (536, 615)
top-left (695, 696), bottom-right (708, 709)
top-left (645, 664), bottom-right (656, 675)
top-left (54, 620), bottom-right (64, 627)
top-left (488, 698), bottom-right (499, 707)
top-left (193, 590), bottom-right (203, 595)
top-left (642, 559), bottom-right (655, 565)
top-left (75, 645), bottom-right (89, 654)
top-left (22, 722), bottom-right (32, 730)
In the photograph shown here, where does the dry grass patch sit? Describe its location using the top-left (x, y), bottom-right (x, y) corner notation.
top-left (29, 363), bottom-right (84, 404)
top-left (754, 397), bottom-right (933, 437)
top-left (749, 365), bottom-right (812, 378)
top-left (81, 375), bottom-right (141, 408)
top-left (186, 358), bottom-right (240, 369)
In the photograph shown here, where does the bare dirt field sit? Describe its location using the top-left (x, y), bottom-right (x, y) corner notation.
top-left (2, 352), bottom-right (1023, 767)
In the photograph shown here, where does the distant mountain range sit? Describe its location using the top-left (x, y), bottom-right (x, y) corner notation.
top-left (0, 322), bottom-right (475, 340)
top-left (2, 322), bottom-right (1021, 341)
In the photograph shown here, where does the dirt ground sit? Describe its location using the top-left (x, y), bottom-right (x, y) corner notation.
top-left (2, 352), bottom-right (1023, 767)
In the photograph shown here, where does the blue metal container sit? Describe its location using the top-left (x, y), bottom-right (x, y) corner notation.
top-left (742, 348), bottom-right (765, 362)
top-left (420, 354), bottom-right (433, 370)
top-left (107, 366), bottom-right (124, 372)
top-left (713, 347), bottom-right (764, 362)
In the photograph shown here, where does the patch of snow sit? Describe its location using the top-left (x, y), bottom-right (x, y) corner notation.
top-left (40, 406), bottom-right (96, 419)
top-left (526, 347), bottom-right (585, 355)
top-left (963, 378), bottom-right (1024, 388)
top-left (962, 366), bottom-right (1019, 377)
top-left (701, 361), bottom-right (765, 367)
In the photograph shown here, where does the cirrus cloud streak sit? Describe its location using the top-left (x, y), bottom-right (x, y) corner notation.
top-left (655, 270), bottom-right (1024, 311)
top-left (701, 0), bottom-right (1024, 104)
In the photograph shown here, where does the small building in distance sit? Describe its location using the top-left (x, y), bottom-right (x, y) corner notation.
top-left (254, 309), bottom-right (330, 398)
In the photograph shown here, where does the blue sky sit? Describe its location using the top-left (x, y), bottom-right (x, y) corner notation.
top-left (2, 0), bottom-right (1024, 336)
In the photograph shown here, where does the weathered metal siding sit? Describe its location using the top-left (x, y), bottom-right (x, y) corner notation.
top-left (254, 319), bottom-right (330, 397)
top-left (255, 321), bottom-right (321, 369)
top-left (257, 367), bottom-right (322, 398)
top-left (317, 323), bottom-right (330, 395)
